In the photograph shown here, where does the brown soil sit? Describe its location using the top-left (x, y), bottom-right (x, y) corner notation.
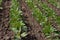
top-left (0, 0), bottom-right (14, 40)
top-left (0, 0), bottom-right (60, 40)
top-left (40, 0), bottom-right (60, 31)
top-left (19, 0), bottom-right (47, 40)
top-left (20, 0), bottom-right (60, 40)
top-left (41, 0), bottom-right (60, 16)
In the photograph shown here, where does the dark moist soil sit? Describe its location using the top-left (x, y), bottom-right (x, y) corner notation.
top-left (0, 0), bottom-right (14, 40)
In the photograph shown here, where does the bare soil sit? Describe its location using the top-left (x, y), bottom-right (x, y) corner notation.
top-left (0, 0), bottom-right (14, 40)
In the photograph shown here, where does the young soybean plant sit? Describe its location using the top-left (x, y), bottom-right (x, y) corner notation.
top-left (10, 0), bottom-right (27, 40)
